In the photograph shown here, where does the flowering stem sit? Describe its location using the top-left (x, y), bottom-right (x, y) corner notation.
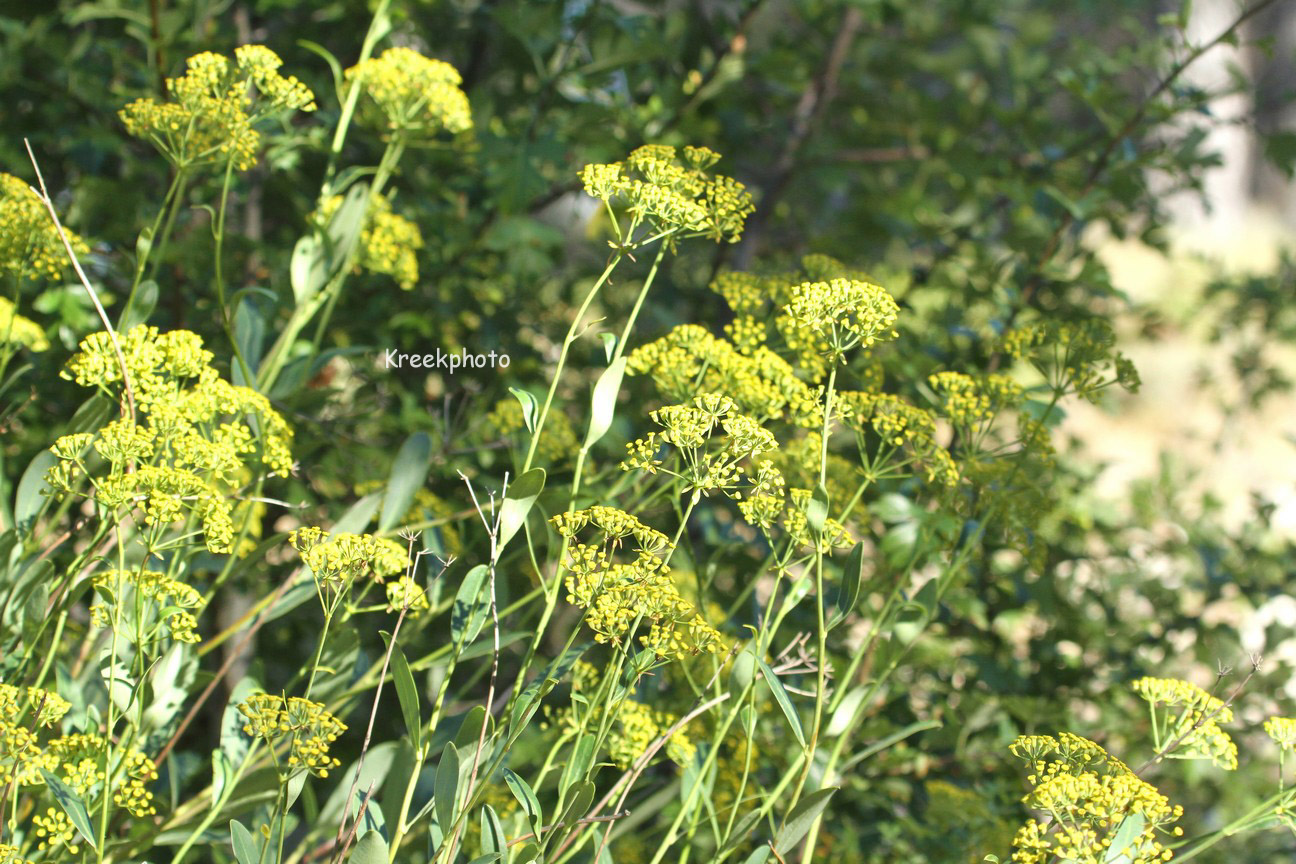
top-left (522, 252), bottom-right (624, 473)
top-left (319, 0), bottom-right (392, 201)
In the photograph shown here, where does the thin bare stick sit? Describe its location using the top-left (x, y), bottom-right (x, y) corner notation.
top-left (442, 470), bottom-right (508, 864)
top-left (507, 810), bottom-right (631, 847)
top-left (23, 140), bottom-right (136, 421)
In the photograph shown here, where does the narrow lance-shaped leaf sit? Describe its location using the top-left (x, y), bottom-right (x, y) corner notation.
top-left (773, 787), bottom-right (838, 856)
top-left (434, 742), bottom-right (460, 832)
top-left (504, 768), bottom-right (543, 842)
top-left (391, 641), bottom-right (422, 752)
top-left (379, 431), bottom-right (432, 533)
top-left (827, 541), bottom-right (865, 630)
top-left (497, 467), bottom-right (545, 554)
top-left (583, 356), bottom-right (626, 448)
top-left (39, 769), bottom-right (97, 852)
top-left (758, 657), bottom-right (806, 748)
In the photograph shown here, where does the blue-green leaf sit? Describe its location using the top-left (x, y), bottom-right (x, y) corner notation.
top-left (498, 468), bottom-right (545, 555)
top-left (504, 768), bottom-right (542, 841)
top-left (39, 769), bottom-right (97, 852)
top-left (758, 657), bottom-right (805, 748)
top-left (348, 830), bottom-right (388, 864)
top-left (391, 641), bottom-right (422, 751)
top-left (583, 356), bottom-right (626, 448)
top-left (379, 432), bottom-right (433, 533)
top-left (434, 742), bottom-right (460, 831)
top-left (773, 787), bottom-right (837, 856)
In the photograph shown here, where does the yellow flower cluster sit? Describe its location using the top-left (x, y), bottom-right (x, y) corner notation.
top-left (120, 45), bottom-right (315, 171)
top-left (485, 396), bottom-right (580, 462)
top-left (34, 733), bottom-right (159, 817)
top-left (238, 693), bottom-right (347, 778)
top-left (0, 297), bottom-right (48, 351)
top-left (1131, 676), bottom-right (1238, 770)
top-left (51, 327), bottom-right (293, 556)
top-left (1001, 319), bottom-right (1140, 402)
top-left (782, 278), bottom-right (900, 358)
top-left (927, 371), bottom-right (1024, 428)
top-left (290, 527), bottom-right (411, 594)
top-left (783, 487), bottom-right (854, 553)
top-left (1265, 716), bottom-right (1296, 751)
top-left (551, 507), bottom-right (723, 660)
top-left (1009, 732), bottom-right (1182, 864)
top-left (621, 393), bottom-right (777, 500)
top-left (0, 843), bottom-right (33, 864)
top-left (346, 46), bottom-right (472, 138)
top-left (836, 390), bottom-right (960, 487)
top-left (607, 699), bottom-right (695, 769)
top-left (0, 172), bottom-right (90, 282)
top-left (627, 325), bottom-right (821, 426)
top-left (0, 684), bottom-right (71, 794)
top-left (315, 193), bottom-right (424, 290)
top-left (90, 568), bottom-right (203, 643)
top-left (385, 576), bottom-right (430, 617)
top-left (579, 144), bottom-right (755, 243)
top-left (32, 808), bottom-right (78, 855)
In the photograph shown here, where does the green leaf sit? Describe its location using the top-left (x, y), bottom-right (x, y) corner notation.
top-left (390, 641), bottom-right (422, 752)
top-left (741, 848), bottom-right (771, 864)
top-left (719, 810), bottom-right (763, 854)
top-left (514, 843), bottom-right (540, 864)
top-left (1104, 812), bottom-right (1148, 863)
top-left (758, 657), bottom-right (805, 748)
top-left (212, 750), bottom-right (234, 804)
top-left (827, 541), bottom-right (865, 630)
top-left (333, 492), bottom-right (383, 534)
top-left (583, 356), bottom-right (626, 448)
top-left (498, 467), bottom-right (545, 554)
top-left (509, 387), bottom-right (540, 432)
top-left (504, 768), bottom-right (543, 841)
top-left (556, 779), bottom-right (595, 839)
top-left (290, 235), bottom-right (325, 307)
top-left (348, 830), bottom-right (388, 864)
top-left (451, 564), bottom-right (490, 646)
top-left (14, 449), bottom-right (55, 530)
top-left (379, 432), bottom-right (433, 533)
top-left (118, 279), bottom-right (158, 330)
top-left (560, 733), bottom-right (596, 792)
top-left (434, 742), bottom-right (460, 831)
top-left (728, 646), bottom-right (756, 697)
top-left (805, 483), bottom-right (829, 536)
top-left (773, 787), bottom-right (837, 856)
top-left (480, 804), bottom-right (506, 855)
top-left (230, 819), bottom-right (258, 864)
top-left (39, 769), bottom-right (97, 852)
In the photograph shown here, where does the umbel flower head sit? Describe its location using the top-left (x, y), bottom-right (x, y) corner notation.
top-left (0, 172), bottom-right (89, 282)
top-left (289, 527), bottom-right (411, 606)
top-left (1008, 732), bottom-right (1183, 864)
top-left (783, 277), bottom-right (900, 360)
top-left (579, 144), bottom-right (755, 244)
top-left (120, 45), bottom-right (316, 171)
top-left (1131, 676), bottom-right (1238, 770)
top-left (51, 326), bottom-right (295, 554)
top-left (551, 506), bottom-right (723, 660)
top-left (346, 46), bottom-right (472, 139)
top-left (238, 693), bottom-right (346, 778)
top-left (314, 192), bottom-right (424, 290)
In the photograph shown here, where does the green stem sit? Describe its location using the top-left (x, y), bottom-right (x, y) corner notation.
top-left (522, 253), bottom-right (624, 472)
